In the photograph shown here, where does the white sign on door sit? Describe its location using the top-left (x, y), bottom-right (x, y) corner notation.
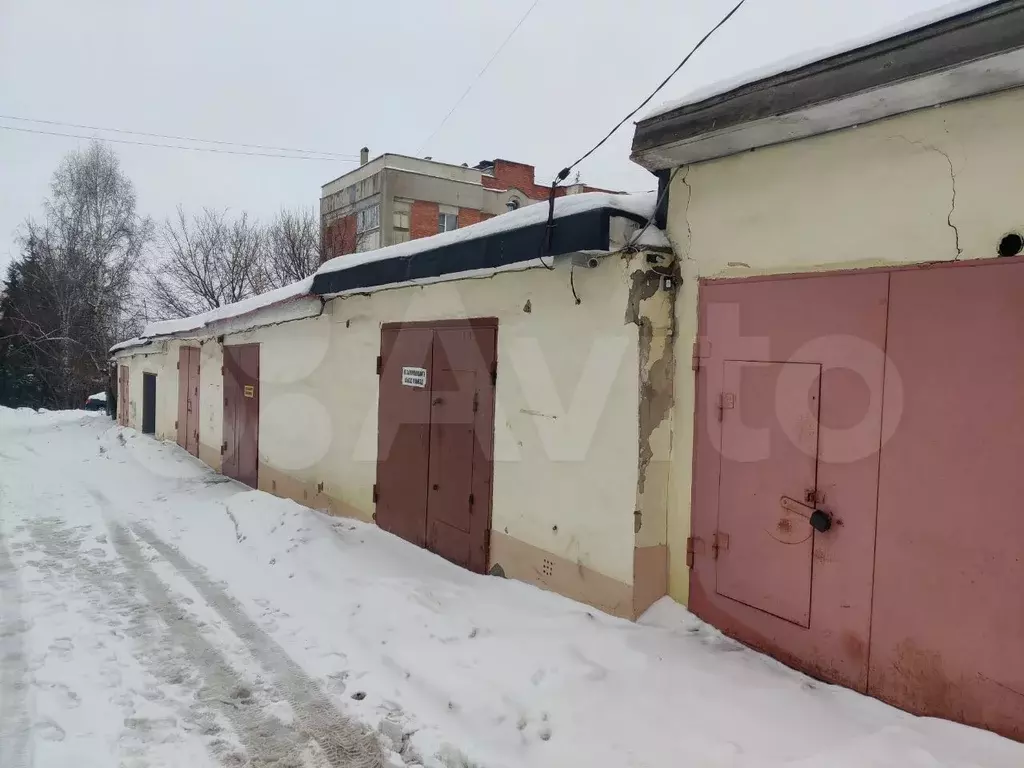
top-left (401, 366), bottom-right (427, 388)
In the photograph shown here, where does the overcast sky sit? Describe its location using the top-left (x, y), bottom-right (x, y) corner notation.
top-left (0, 0), bottom-right (982, 274)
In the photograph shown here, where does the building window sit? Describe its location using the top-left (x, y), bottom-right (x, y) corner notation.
top-left (356, 203), bottom-right (380, 234)
top-left (392, 202), bottom-right (410, 245)
top-left (356, 230), bottom-right (380, 252)
top-left (438, 212), bottom-right (457, 233)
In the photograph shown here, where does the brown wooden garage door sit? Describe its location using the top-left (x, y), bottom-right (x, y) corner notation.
top-left (689, 256), bottom-right (1024, 739)
top-left (375, 319), bottom-right (497, 573)
top-left (222, 344), bottom-right (260, 489)
top-left (176, 347), bottom-right (201, 456)
top-left (118, 365), bottom-right (130, 427)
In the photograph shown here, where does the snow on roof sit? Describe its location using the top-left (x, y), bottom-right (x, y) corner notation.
top-left (643, 0), bottom-right (996, 120)
top-left (112, 192), bottom-right (661, 355)
top-left (87, 391), bottom-right (107, 402)
top-left (316, 191), bottom-right (657, 278)
top-left (110, 277), bottom-right (314, 353)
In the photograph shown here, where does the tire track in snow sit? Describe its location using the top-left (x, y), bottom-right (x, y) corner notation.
top-left (23, 511), bottom-right (322, 766)
top-left (130, 523), bottom-right (385, 768)
top-left (0, 524), bottom-right (32, 768)
top-left (108, 523), bottom-right (341, 766)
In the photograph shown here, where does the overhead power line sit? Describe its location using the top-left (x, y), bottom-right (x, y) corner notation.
top-left (0, 114), bottom-right (360, 159)
top-left (0, 124), bottom-right (358, 162)
top-left (416, 0), bottom-right (541, 154)
top-left (557, 0), bottom-right (749, 181)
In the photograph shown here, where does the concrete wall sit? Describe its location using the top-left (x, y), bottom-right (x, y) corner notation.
top-left (114, 250), bottom-right (673, 618)
top-left (116, 338), bottom-right (218, 464)
top-left (664, 85), bottom-right (1024, 605)
top-left (118, 340), bottom-right (178, 440)
top-left (232, 257), bottom-right (647, 613)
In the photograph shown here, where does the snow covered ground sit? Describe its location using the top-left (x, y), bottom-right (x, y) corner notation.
top-left (1, 407), bottom-right (1022, 767)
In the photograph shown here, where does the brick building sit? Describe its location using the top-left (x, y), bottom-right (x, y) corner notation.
top-left (320, 149), bottom-right (609, 261)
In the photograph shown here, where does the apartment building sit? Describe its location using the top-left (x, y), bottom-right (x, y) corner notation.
top-left (320, 149), bottom-right (607, 260)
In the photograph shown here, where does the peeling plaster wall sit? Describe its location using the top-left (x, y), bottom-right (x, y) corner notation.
top-left (664, 85), bottom-right (1024, 605)
top-left (626, 249), bottom-right (677, 616)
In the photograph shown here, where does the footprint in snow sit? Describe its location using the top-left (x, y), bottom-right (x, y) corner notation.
top-left (32, 718), bottom-right (67, 742)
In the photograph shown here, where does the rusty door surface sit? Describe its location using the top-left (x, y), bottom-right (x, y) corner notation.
top-left (222, 344), bottom-right (260, 489)
top-left (868, 259), bottom-right (1024, 739)
top-left (375, 320), bottom-right (496, 573)
top-left (176, 347), bottom-right (200, 456)
top-left (715, 360), bottom-right (821, 628)
top-left (118, 365), bottom-right (130, 426)
top-left (691, 272), bottom-right (889, 690)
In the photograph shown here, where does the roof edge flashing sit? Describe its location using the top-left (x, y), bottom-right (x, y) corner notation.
top-left (632, 0), bottom-right (1024, 169)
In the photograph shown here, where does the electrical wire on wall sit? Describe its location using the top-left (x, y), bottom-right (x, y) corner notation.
top-left (537, 0), bottom-right (749, 278)
top-left (567, 165), bottom-right (682, 305)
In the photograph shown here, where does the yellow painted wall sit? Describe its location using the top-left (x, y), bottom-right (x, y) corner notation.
top-left (120, 341), bottom-right (178, 440)
top-left (220, 258), bottom-right (642, 587)
top-left (665, 86), bottom-right (1024, 604)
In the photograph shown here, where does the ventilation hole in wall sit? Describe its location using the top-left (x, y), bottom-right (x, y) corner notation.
top-left (541, 559), bottom-right (554, 578)
top-left (998, 233), bottom-right (1023, 257)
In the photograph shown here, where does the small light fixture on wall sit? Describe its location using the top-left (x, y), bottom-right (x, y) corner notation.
top-left (506, 197), bottom-right (521, 212)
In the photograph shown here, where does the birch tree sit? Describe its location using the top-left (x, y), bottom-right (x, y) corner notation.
top-left (0, 142), bottom-right (151, 408)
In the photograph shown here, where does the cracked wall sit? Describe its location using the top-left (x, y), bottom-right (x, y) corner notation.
top-left (625, 248), bottom-right (677, 617)
top-left (663, 85), bottom-right (1024, 606)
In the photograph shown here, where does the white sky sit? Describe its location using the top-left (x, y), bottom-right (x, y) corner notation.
top-left (0, 0), bottom-right (986, 274)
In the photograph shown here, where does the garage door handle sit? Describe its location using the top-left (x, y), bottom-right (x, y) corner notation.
top-left (781, 496), bottom-right (833, 533)
top-left (432, 484), bottom-right (439, 491)
top-left (809, 510), bottom-right (832, 532)
top-left (432, 397), bottom-right (444, 405)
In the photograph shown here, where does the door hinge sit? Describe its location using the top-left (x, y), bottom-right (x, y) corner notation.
top-left (472, 391), bottom-right (479, 413)
top-left (692, 337), bottom-right (711, 371)
top-left (174, 419), bottom-right (178, 429)
top-left (376, 355), bottom-right (383, 376)
top-left (717, 392), bottom-right (736, 422)
top-left (221, 365), bottom-right (225, 375)
top-left (176, 360), bottom-right (180, 370)
top-left (686, 536), bottom-right (696, 568)
top-left (220, 441), bottom-right (227, 455)
top-left (490, 362), bottom-right (497, 385)
top-left (372, 484), bottom-right (379, 503)
top-left (468, 493), bottom-right (475, 506)
top-left (711, 531), bottom-right (729, 559)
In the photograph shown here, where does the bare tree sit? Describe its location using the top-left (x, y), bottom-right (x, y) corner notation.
top-left (148, 208), bottom-right (266, 319)
top-left (0, 142), bottom-right (152, 408)
top-left (263, 208), bottom-right (321, 288)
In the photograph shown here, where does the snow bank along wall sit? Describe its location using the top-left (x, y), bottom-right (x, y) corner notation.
top-left (114, 244), bottom-right (676, 619)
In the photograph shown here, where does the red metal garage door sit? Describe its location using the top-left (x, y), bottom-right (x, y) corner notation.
top-left (691, 271), bottom-right (889, 690)
top-left (716, 360), bottom-right (821, 628)
top-left (223, 344), bottom-right (260, 489)
top-left (869, 259), bottom-right (1024, 739)
top-left (375, 319), bottom-right (496, 573)
top-left (691, 256), bottom-right (1024, 739)
top-left (176, 347), bottom-right (201, 456)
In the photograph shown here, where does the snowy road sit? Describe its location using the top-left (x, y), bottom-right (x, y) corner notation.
top-left (1, 408), bottom-right (1023, 768)
top-left (0, 411), bottom-right (382, 768)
